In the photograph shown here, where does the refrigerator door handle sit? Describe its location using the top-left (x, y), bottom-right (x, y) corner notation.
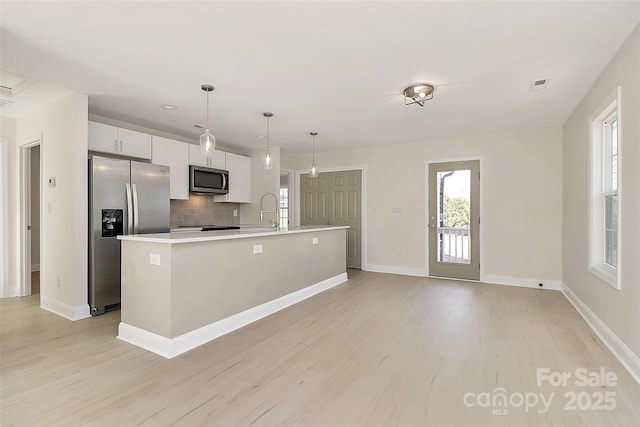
top-left (132, 183), bottom-right (139, 234)
top-left (125, 183), bottom-right (133, 234)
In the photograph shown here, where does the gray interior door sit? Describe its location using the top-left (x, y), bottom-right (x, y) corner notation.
top-left (301, 170), bottom-right (362, 269)
top-left (428, 160), bottom-right (480, 280)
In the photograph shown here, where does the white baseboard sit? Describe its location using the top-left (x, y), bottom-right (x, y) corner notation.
top-left (362, 264), bottom-right (561, 291)
top-left (31, 264), bottom-right (40, 272)
top-left (363, 263), bottom-right (426, 277)
top-left (118, 272), bottom-right (349, 359)
top-left (481, 274), bottom-right (561, 291)
top-left (1, 282), bottom-right (20, 298)
top-left (40, 296), bottom-right (91, 321)
top-left (561, 283), bottom-right (640, 385)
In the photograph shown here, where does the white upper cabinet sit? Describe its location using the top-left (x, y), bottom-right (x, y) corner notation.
top-left (88, 121), bottom-right (152, 159)
top-left (188, 144), bottom-right (225, 169)
top-left (152, 136), bottom-right (189, 200)
top-left (215, 152), bottom-right (252, 203)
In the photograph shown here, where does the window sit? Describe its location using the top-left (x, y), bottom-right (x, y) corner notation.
top-left (589, 87), bottom-right (621, 289)
top-left (279, 187), bottom-right (289, 228)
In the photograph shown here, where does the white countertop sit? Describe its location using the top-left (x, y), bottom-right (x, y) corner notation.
top-left (118, 225), bottom-right (349, 244)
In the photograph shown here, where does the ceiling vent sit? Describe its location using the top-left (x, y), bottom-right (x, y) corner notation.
top-left (529, 79), bottom-right (549, 91)
top-left (0, 71), bottom-right (35, 98)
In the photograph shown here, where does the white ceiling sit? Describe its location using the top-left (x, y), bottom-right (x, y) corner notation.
top-left (1, 1), bottom-right (638, 155)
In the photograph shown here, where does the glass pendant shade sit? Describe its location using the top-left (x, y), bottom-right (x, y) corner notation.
top-left (264, 149), bottom-right (273, 169)
top-left (309, 131), bottom-right (318, 178)
top-left (199, 128), bottom-right (216, 157)
top-left (263, 112), bottom-right (274, 170)
top-left (199, 84), bottom-right (216, 157)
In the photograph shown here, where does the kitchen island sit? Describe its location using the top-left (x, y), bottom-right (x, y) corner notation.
top-left (117, 226), bottom-right (348, 358)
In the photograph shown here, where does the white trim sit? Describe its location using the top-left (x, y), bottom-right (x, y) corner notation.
top-left (17, 134), bottom-right (42, 297)
top-left (588, 86), bottom-right (621, 290)
top-left (481, 274), bottom-right (561, 290)
top-left (0, 139), bottom-right (8, 297)
top-left (362, 264), bottom-right (562, 290)
top-left (363, 263), bottom-right (426, 277)
top-left (561, 283), bottom-right (640, 385)
top-left (424, 157), bottom-right (484, 280)
top-left (118, 272), bottom-right (348, 359)
top-left (40, 295), bottom-right (91, 321)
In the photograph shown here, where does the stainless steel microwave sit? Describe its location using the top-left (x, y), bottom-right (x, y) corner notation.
top-left (189, 165), bottom-right (229, 194)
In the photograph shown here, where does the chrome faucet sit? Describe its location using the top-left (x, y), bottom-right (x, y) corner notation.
top-left (259, 192), bottom-right (279, 228)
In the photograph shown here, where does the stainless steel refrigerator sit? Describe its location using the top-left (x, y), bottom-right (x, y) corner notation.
top-left (89, 155), bottom-right (170, 316)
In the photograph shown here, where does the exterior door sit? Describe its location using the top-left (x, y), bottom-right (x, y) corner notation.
top-left (428, 160), bottom-right (480, 280)
top-left (301, 170), bottom-right (362, 269)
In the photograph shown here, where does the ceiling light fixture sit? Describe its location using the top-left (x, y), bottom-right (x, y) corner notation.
top-left (199, 84), bottom-right (216, 157)
top-left (309, 132), bottom-right (318, 178)
top-left (263, 112), bottom-right (273, 170)
top-left (403, 83), bottom-right (435, 106)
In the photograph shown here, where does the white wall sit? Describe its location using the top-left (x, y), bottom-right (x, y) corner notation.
top-left (0, 117), bottom-right (17, 296)
top-left (287, 126), bottom-right (563, 284)
top-left (562, 25), bottom-right (640, 358)
top-left (13, 93), bottom-right (89, 319)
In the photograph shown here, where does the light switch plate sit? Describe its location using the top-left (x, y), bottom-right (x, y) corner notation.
top-left (48, 177), bottom-right (56, 188)
top-left (149, 253), bottom-right (161, 265)
top-left (253, 244), bottom-right (263, 254)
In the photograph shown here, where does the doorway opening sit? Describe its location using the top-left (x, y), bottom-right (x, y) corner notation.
top-left (428, 160), bottom-right (480, 281)
top-left (19, 138), bottom-right (42, 297)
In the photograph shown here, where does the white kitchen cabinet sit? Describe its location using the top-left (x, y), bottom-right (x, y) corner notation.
top-left (88, 121), bottom-right (152, 159)
top-left (215, 152), bottom-right (252, 203)
top-left (188, 144), bottom-right (226, 169)
top-left (152, 136), bottom-right (189, 200)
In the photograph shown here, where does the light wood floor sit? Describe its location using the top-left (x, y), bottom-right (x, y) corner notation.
top-left (31, 271), bottom-right (40, 295)
top-left (1, 270), bottom-right (639, 426)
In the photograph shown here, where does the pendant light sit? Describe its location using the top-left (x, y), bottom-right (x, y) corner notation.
top-left (309, 132), bottom-right (318, 178)
top-left (199, 84), bottom-right (216, 157)
top-left (263, 112), bottom-right (273, 170)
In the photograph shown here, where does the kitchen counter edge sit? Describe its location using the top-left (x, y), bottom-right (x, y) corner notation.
top-left (117, 225), bottom-right (349, 244)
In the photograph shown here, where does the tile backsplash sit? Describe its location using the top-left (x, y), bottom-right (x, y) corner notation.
top-left (170, 195), bottom-right (240, 228)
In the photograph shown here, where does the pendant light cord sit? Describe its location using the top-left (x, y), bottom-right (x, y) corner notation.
top-left (206, 91), bottom-right (210, 129)
top-left (266, 116), bottom-right (270, 151)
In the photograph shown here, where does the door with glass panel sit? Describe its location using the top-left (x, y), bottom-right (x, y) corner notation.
top-left (428, 160), bottom-right (480, 280)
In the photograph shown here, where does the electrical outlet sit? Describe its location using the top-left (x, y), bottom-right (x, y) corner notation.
top-left (233, 209), bottom-right (238, 217)
top-left (312, 237), bottom-right (319, 245)
top-left (150, 253), bottom-right (161, 265)
top-left (253, 244), bottom-right (263, 254)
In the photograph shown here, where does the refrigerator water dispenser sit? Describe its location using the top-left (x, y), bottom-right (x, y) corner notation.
top-left (101, 209), bottom-right (123, 238)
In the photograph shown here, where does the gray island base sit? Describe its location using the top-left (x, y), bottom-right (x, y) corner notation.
top-left (117, 226), bottom-right (348, 358)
